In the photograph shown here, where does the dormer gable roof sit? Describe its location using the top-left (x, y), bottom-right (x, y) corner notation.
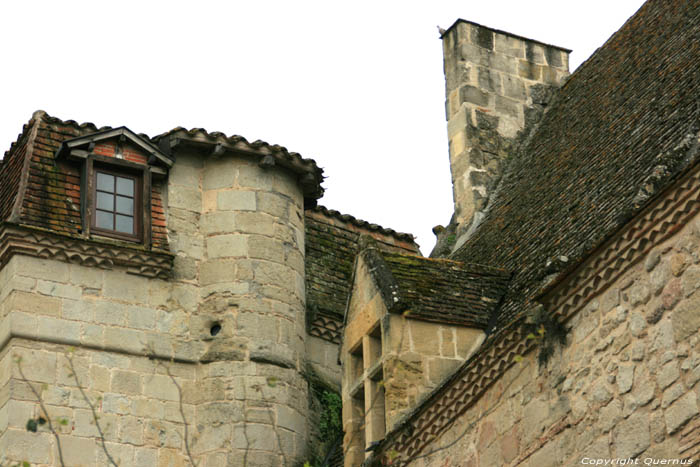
top-left (56, 126), bottom-right (173, 174)
top-left (348, 242), bottom-right (511, 330)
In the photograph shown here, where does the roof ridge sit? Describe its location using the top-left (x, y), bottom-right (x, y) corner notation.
top-left (311, 205), bottom-right (416, 244)
top-left (382, 250), bottom-right (510, 275)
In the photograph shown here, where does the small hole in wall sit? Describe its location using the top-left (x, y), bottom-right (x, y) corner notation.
top-left (210, 323), bottom-right (222, 337)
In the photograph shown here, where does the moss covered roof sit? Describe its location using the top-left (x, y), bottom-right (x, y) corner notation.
top-left (363, 248), bottom-right (510, 328)
top-left (304, 206), bottom-right (419, 325)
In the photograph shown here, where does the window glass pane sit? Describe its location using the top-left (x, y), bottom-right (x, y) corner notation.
top-left (97, 192), bottom-right (114, 211)
top-left (116, 196), bottom-right (133, 215)
top-left (115, 215), bottom-right (134, 234)
top-left (116, 177), bottom-right (134, 196)
top-left (97, 173), bottom-right (114, 192)
top-left (96, 210), bottom-right (114, 230)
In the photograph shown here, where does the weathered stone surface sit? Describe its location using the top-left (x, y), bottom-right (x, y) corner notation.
top-left (573, 312), bottom-right (598, 343)
top-left (661, 381), bottom-right (685, 408)
top-left (500, 427), bottom-right (519, 463)
top-left (629, 281), bottom-right (651, 306)
top-left (528, 438), bottom-right (559, 467)
top-left (673, 293), bottom-right (700, 342)
top-left (650, 411), bottom-right (666, 444)
top-left (601, 288), bottom-right (620, 313)
top-left (612, 412), bottom-right (650, 458)
top-left (521, 397), bottom-right (550, 446)
top-left (459, 85), bottom-right (490, 106)
top-left (168, 185), bottom-right (201, 212)
top-left (681, 264), bottom-right (700, 297)
top-left (657, 361), bottom-right (680, 389)
top-left (502, 74), bottom-right (526, 101)
top-left (217, 190), bottom-right (256, 211)
top-left (631, 341), bottom-right (645, 361)
top-left (629, 375), bottom-right (655, 409)
top-left (645, 249), bottom-right (661, 272)
top-left (650, 262), bottom-right (670, 295)
top-left (670, 253), bottom-right (690, 276)
top-left (664, 391), bottom-right (698, 434)
top-left (629, 312), bottom-right (647, 337)
top-left (617, 364), bottom-right (634, 394)
top-left (206, 234), bottom-right (247, 259)
top-left (662, 278), bottom-right (682, 310)
top-left (599, 399), bottom-right (622, 433)
top-left (651, 319), bottom-right (675, 353)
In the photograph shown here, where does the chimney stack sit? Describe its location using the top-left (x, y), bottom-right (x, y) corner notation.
top-left (441, 20), bottom-right (570, 246)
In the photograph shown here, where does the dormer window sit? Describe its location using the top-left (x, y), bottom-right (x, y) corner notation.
top-left (92, 168), bottom-right (141, 241)
top-left (56, 126), bottom-right (173, 247)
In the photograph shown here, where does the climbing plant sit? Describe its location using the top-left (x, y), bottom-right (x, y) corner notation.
top-left (521, 304), bottom-right (568, 366)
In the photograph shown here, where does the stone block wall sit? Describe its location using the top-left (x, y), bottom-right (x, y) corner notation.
top-left (342, 255), bottom-right (385, 465)
top-left (306, 335), bottom-right (341, 389)
top-left (406, 212), bottom-right (700, 465)
top-left (0, 255), bottom-right (202, 466)
top-left (442, 21), bottom-right (569, 243)
top-left (383, 316), bottom-right (484, 429)
top-left (0, 150), bottom-right (311, 465)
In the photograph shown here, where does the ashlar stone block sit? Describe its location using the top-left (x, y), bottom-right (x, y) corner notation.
top-left (1, 429), bottom-right (53, 464)
top-left (206, 234), bottom-right (247, 259)
top-left (143, 374), bottom-right (180, 402)
top-left (237, 163), bottom-right (274, 191)
top-left (203, 161), bottom-right (235, 190)
top-left (168, 185), bottom-right (201, 212)
top-left (60, 434), bottom-right (98, 466)
top-left (217, 190), bottom-right (256, 211)
top-left (9, 290), bottom-right (61, 317)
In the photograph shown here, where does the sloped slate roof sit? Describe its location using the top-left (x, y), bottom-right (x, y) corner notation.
top-left (304, 206), bottom-right (420, 324)
top-left (365, 249), bottom-right (510, 328)
top-left (453, 0), bottom-right (700, 329)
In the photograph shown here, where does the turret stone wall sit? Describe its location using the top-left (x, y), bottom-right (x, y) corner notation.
top-left (442, 21), bottom-right (570, 246)
top-left (0, 150), bottom-right (310, 465)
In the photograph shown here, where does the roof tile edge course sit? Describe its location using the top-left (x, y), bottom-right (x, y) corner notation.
top-left (14, 112), bottom-right (326, 201)
top-left (308, 205), bottom-right (418, 249)
top-left (153, 126), bottom-right (325, 199)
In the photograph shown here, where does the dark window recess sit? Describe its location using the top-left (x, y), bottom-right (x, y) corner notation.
top-left (91, 168), bottom-right (141, 241)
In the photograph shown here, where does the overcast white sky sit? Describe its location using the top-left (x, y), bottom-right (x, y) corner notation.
top-left (0, 1), bottom-right (646, 254)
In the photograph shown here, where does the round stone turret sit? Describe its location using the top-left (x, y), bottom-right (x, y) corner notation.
top-left (165, 130), bottom-right (323, 464)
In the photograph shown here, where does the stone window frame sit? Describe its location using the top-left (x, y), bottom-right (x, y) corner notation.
top-left (347, 324), bottom-right (387, 457)
top-left (84, 154), bottom-right (152, 245)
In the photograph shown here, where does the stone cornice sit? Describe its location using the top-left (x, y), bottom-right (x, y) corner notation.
top-left (372, 161), bottom-right (700, 463)
top-left (0, 223), bottom-right (173, 279)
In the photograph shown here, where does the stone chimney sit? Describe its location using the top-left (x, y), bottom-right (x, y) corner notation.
top-left (441, 20), bottom-right (570, 245)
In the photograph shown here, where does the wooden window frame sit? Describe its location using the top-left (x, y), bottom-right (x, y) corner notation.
top-left (84, 155), bottom-right (152, 245)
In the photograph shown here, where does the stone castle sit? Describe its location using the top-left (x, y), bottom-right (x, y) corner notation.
top-left (1, 0), bottom-right (699, 465)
